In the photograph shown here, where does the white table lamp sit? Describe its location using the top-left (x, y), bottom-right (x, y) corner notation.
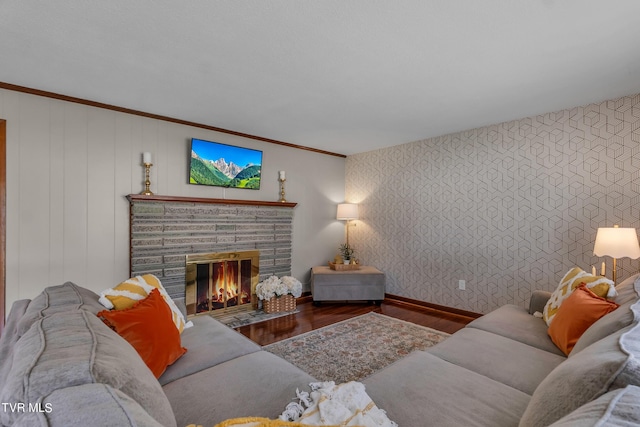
top-left (593, 225), bottom-right (640, 284)
top-left (337, 203), bottom-right (359, 246)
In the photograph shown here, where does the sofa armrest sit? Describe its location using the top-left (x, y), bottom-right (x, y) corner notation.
top-left (529, 290), bottom-right (552, 315)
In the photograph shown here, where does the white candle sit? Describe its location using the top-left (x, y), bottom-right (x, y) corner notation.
top-left (592, 265), bottom-right (596, 276)
top-left (601, 261), bottom-right (606, 276)
top-left (143, 152), bottom-right (152, 164)
top-left (279, 170), bottom-right (286, 180)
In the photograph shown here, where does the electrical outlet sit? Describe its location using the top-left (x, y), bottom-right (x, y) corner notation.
top-left (458, 280), bottom-right (466, 290)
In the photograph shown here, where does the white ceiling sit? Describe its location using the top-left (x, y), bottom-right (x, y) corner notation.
top-left (1, 1), bottom-right (640, 156)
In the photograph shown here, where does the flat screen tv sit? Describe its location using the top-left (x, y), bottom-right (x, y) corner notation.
top-left (189, 138), bottom-right (263, 190)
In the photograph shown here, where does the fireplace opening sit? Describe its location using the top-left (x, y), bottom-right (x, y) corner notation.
top-left (185, 250), bottom-right (259, 317)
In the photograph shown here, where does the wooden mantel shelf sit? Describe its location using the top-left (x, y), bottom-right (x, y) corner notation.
top-left (126, 194), bottom-right (297, 208)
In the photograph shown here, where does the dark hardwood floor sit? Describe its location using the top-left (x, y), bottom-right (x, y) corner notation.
top-left (235, 298), bottom-right (479, 346)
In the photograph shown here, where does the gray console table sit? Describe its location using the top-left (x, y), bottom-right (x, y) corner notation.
top-left (310, 265), bottom-right (385, 305)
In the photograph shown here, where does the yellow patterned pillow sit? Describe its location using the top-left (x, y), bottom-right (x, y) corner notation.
top-left (542, 267), bottom-right (615, 326)
top-left (99, 274), bottom-right (186, 333)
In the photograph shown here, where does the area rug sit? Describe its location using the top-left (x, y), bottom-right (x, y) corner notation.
top-left (263, 312), bottom-right (449, 383)
top-left (212, 309), bottom-right (299, 329)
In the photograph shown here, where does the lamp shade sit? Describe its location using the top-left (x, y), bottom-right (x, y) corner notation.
top-left (337, 203), bottom-right (359, 220)
top-left (593, 227), bottom-right (640, 259)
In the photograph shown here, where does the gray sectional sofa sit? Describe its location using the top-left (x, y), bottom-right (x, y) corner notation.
top-left (0, 283), bottom-right (315, 427)
top-left (364, 273), bottom-right (640, 426)
top-left (1, 273), bottom-right (639, 426)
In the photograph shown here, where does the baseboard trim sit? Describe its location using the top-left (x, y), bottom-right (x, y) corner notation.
top-left (384, 293), bottom-right (482, 319)
top-left (298, 291), bottom-right (482, 319)
top-left (297, 293), bottom-right (314, 304)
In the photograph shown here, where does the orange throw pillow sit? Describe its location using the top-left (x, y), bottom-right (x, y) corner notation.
top-left (548, 283), bottom-right (619, 356)
top-left (98, 288), bottom-right (187, 378)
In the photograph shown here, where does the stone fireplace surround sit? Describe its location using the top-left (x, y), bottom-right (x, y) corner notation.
top-left (127, 194), bottom-right (297, 308)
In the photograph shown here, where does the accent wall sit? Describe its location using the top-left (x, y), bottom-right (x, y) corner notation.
top-left (346, 93), bottom-right (640, 314)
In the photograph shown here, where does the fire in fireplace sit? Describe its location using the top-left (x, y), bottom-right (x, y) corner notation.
top-left (185, 250), bottom-right (259, 316)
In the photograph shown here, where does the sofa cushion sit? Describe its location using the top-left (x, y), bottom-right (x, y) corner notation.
top-left (548, 385), bottom-right (640, 426)
top-left (363, 351), bottom-right (530, 427)
top-left (547, 284), bottom-right (619, 356)
top-left (467, 304), bottom-right (565, 356)
top-left (16, 282), bottom-right (105, 336)
top-left (163, 351), bottom-right (317, 427)
top-left (427, 328), bottom-right (566, 394)
top-left (0, 310), bottom-right (176, 427)
top-left (12, 383), bottom-right (164, 427)
top-left (158, 314), bottom-right (260, 386)
top-left (98, 288), bottom-right (187, 378)
top-left (543, 267), bottom-right (615, 326)
top-left (519, 299), bottom-right (640, 427)
top-left (99, 274), bottom-right (186, 333)
top-left (571, 273), bottom-right (640, 355)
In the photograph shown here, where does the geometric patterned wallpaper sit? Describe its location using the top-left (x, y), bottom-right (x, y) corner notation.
top-left (346, 93), bottom-right (640, 314)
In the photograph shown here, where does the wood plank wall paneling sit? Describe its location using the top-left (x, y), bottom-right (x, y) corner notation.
top-left (19, 96), bottom-right (51, 292)
top-left (0, 119), bottom-right (5, 333)
top-left (0, 88), bottom-right (347, 314)
top-left (128, 196), bottom-right (297, 303)
top-left (87, 108), bottom-right (117, 288)
top-left (61, 102), bottom-right (90, 287)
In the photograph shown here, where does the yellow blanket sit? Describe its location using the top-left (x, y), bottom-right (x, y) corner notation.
top-left (188, 381), bottom-right (395, 427)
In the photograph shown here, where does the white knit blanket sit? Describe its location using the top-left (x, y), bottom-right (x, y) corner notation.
top-left (279, 381), bottom-right (397, 427)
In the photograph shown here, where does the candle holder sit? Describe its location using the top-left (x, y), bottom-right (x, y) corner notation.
top-left (141, 162), bottom-right (154, 196)
top-left (278, 177), bottom-right (286, 203)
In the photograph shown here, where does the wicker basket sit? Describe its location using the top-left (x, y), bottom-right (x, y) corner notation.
top-left (328, 261), bottom-right (361, 271)
top-left (262, 294), bottom-right (296, 314)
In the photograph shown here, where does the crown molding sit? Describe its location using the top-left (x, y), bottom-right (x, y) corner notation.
top-left (0, 82), bottom-right (346, 159)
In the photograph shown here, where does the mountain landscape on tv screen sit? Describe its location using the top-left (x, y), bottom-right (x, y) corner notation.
top-left (190, 150), bottom-right (261, 189)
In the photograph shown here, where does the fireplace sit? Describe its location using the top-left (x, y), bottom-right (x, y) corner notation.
top-left (185, 250), bottom-right (260, 317)
top-left (128, 195), bottom-right (296, 310)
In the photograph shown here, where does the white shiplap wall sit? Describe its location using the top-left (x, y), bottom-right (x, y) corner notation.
top-left (0, 89), bottom-right (347, 310)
